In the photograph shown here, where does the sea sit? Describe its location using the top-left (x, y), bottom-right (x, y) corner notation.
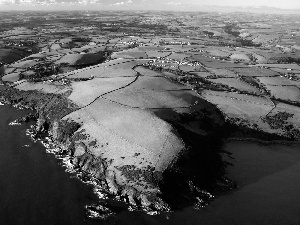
top-left (1, 103), bottom-right (300, 225)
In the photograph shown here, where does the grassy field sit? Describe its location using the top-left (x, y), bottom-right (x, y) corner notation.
top-left (265, 85), bottom-right (300, 102)
top-left (257, 76), bottom-right (300, 86)
top-left (229, 67), bottom-right (279, 77)
top-left (68, 77), bottom-right (136, 106)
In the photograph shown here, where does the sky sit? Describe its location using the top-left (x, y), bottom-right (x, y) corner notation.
top-left (0, 0), bottom-right (300, 10)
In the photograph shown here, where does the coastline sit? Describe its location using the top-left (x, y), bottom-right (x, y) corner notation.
top-left (2, 84), bottom-right (300, 219)
top-left (25, 126), bottom-right (117, 219)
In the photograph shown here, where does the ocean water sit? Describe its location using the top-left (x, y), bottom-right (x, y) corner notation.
top-left (0, 104), bottom-right (100, 225)
top-left (164, 141), bottom-right (300, 225)
top-left (1, 104), bottom-right (300, 225)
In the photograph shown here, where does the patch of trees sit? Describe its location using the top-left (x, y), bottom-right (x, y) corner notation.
top-left (271, 57), bottom-right (300, 64)
top-left (262, 111), bottom-right (300, 140)
top-left (223, 24), bottom-right (240, 37)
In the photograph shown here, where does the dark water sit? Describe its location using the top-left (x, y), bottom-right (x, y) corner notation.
top-left (0, 105), bottom-right (100, 225)
top-left (165, 141), bottom-right (300, 225)
top-left (1, 104), bottom-right (300, 225)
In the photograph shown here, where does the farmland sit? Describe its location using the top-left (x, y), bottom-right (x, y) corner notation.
top-left (1, 10), bottom-right (300, 217)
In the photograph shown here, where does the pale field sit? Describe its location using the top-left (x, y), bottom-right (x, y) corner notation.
top-left (9, 59), bottom-right (39, 68)
top-left (268, 67), bottom-right (300, 74)
top-left (66, 66), bottom-right (137, 79)
top-left (3, 67), bottom-right (16, 74)
top-left (167, 52), bottom-right (191, 61)
top-left (22, 70), bottom-right (36, 77)
top-left (201, 90), bottom-right (273, 118)
top-left (103, 77), bottom-right (198, 109)
top-left (255, 64), bottom-right (300, 70)
top-left (200, 90), bottom-right (275, 132)
top-left (205, 68), bottom-right (237, 77)
top-left (68, 77), bottom-right (136, 107)
top-left (2, 72), bottom-right (20, 82)
top-left (14, 81), bottom-right (67, 94)
top-left (111, 50), bottom-right (148, 59)
top-left (50, 43), bottom-right (62, 51)
top-left (104, 82), bottom-right (198, 106)
top-left (201, 60), bottom-right (248, 69)
top-left (134, 66), bottom-right (163, 77)
top-left (97, 58), bottom-right (151, 69)
top-left (201, 90), bottom-right (273, 107)
top-left (292, 45), bottom-right (300, 51)
top-left (143, 51), bottom-right (171, 58)
top-left (229, 67), bottom-right (279, 77)
top-left (257, 76), bottom-right (300, 86)
top-left (265, 85), bottom-right (300, 102)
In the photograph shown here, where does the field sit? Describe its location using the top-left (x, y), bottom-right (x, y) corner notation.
top-left (67, 77), bottom-right (136, 106)
top-left (257, 76), bottom-right (300, 86)
top-left (265, 85), bottom-right (300, 102)
top-left (229, 67), bottom-right (280, 77)
top-left (200, 90), bottom-right (275, 132)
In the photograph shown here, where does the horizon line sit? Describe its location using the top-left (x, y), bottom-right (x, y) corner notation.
top-left (0, 3), bottom-right (300, 10)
